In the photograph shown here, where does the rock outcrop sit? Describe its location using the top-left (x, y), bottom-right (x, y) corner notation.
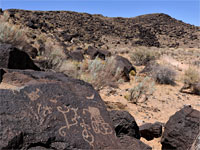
top-left (2, 9), bottom-right (199, 53)
top-left (161, 106), bottom-right (200, 150)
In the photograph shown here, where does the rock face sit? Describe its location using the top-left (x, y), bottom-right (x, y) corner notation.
top-left (0, 69), bottom-right (121, 149)
top-left (139, 122), bottom-right (163, 141)
top-left (109, 110), bottom-right (140, 139)
top-left (0, 44), bottom-right (40, 71)
top-left (161, 106), bottom-right (200, 150)
top-left (115, 55), bottom-right (136, 81)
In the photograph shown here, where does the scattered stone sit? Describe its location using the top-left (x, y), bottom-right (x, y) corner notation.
top-left (109, 110), bottom-right (140, 139)
top-left (161, 106), bottom-right (200, 150)
top-left (85, 46), bottom-right (111, 60)
top-left (139, 122), bottom-right (163, 141)
top-left (68, 50), bottom-right (84, 62)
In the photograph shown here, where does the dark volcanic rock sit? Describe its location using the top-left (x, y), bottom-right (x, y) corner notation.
top-left (115, 55), bottom-right (136, 81)
top-left (190, 132), bottom-right (200, 150)
top-left (0, 68), bottom-right (6, 82)
top-left (85, 46), bottom-right (111, 60)
top-left (0, 69), bottom-right (121, 149)
top-left (109, 110), bottom-right (140, 139)
top-left (161, 106), bottom-right (200, 150)
top-left (139, 122), bottom-right (163, 141)
top-left (119, 135), bottom-right (152, 150)
top-left (0, 44), bottom-right (40, 71)
top-left (68, 50), bottom-right (84, 62)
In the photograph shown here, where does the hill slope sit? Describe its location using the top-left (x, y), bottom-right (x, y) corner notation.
top-left (2, 9), bottom-right (200, 51)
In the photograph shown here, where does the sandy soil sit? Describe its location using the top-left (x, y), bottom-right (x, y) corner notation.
top-left (100, 54), bottom-right (200, 149)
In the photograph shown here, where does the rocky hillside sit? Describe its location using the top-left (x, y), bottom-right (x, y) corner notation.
top-left (2, 9), bottom-right (200, 52)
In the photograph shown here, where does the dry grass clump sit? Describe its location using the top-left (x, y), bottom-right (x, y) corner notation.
top-left (131, 47), bottom-right (160, 66)
top-left (152, 65), bottom-right (176, 85)
top-left (180, 67), bottom-right (200, 95)
top-left (183, 67), bottom-right (200, 85)
top-left (125, 76), bottom-right (155, 104)
top-left (0, 14), bottom-right (25, 46)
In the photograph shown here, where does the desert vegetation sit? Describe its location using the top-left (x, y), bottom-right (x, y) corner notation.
top-left (0, 13), bottom-right (25, 47)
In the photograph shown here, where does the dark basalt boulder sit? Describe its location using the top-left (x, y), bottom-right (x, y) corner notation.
top-left (68, 50), bottom-right (84, 62)
top-left (161, 106), bottom-right (200, 150)
top-left (0, 69), bottom-right (121, 149)
top-left (115, 55), bottom-right (136, 81)
top-left (85, 46), bottom-right (111, 60)
top-left (119, 135), bottom-right (152, 150)
top-left (109, 110), bottom-right (140, 139)
top-left (0, 44), bottom-right (40, 71)
top-left (139, 122), bottom-right (163, 141)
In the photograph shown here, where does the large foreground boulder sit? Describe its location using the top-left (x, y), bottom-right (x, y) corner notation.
top-left (161, 106), bottom-right (200, 150)
top-left (0, 44), bottom-right (40, 70)
top-left (0, 69), bottom-right (121, 149)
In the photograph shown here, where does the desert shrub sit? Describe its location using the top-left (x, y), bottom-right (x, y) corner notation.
top-left (0, 16), bottom-right (25, 46)
top-left (84, 56), bottom-right (123, 89)
top-left (131, 48), bottom-right (160, 66)
top-left (152, 65), bottom-right (176, 85)
top-left (183, 67), bottom-right (200, 85)
top-left (59, 56), bottom-right (124, 90)
top-left (125, 76), bottom-right (155, 104)
top-left (41, 40), bottom-right (66, 69)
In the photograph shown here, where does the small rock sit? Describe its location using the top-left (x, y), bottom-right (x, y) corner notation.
top-left (139, 122), bottom-right (163, 141)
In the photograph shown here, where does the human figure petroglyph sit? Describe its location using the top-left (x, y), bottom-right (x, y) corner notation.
top-left (57, 106), bottom-right (80, 137)
top-left (80, 119), bottom-right (95, 148)
top-left (83, 106), bottom-right (113, 135)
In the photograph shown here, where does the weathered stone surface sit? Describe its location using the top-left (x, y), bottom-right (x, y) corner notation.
top-left (119, 135), bottom-right (152, 150)
top-left (0, 44), bottom-right (40, 71)
top-left (161, 106), bottom-right (200, 150)
top-left (85, 46), bottom-right (111, 60)
top-left (190, 132), bottom-right (200, 150)
top-left (109, 110), bottom-right (140, 139)
top-left (115, 55), bottom-right (136, 81)
top-left (0, 69), bottom-right (121, 149)
top-left (139, 122), bottom-right (163, 141)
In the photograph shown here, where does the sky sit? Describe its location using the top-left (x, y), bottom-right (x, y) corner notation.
top-left (0, 0), bottom-right (199, 26)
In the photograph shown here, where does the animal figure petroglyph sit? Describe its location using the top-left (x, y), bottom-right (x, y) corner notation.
top-left (80, 119), bottom-right (94, 148)
top-left (83, 106), bottom-right (113, 135)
